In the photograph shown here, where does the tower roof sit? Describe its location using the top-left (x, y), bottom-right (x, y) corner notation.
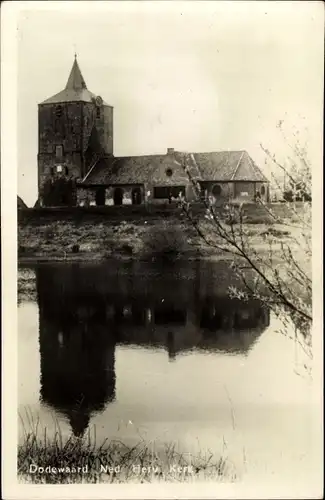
top-left (40, 56), bottom-right (109, 105)
top-left (65, 56), bottom-right (87, 90)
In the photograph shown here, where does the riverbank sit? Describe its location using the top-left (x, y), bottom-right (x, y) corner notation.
top-left (18, 213), bottom-right (301, 265)
top-left (18, 427), bottom-right (235, 484)
top-left (18, 218), bottom-right (201, 263)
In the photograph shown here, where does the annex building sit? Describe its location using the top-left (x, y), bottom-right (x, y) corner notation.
top-left (37, 57), bottom-right (269, 207)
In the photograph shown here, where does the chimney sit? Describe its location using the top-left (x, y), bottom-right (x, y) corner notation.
top-left (167, 148), bottom-right (174, 155)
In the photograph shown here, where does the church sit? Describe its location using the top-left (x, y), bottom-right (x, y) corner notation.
top-left (37, 56), bottom-right (269, 207)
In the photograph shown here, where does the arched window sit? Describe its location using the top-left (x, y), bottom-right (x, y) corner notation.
top-left (113, 187), bottom-right (124, 206)
top-left (131, 187), bottom-right (142, 205)
top-left (212, 184), bottom-right (222, 197)
top-left (96, 107), bottom-right (101, 119)
top-left (261, 185), bottom-right (266, 196)
top-left (65, 166), bottom-right (69, 176)
top-left (95, 186), bottom-right (106, 206)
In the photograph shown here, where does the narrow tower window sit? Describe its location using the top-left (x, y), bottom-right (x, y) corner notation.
top-left (55, 145), bottom-right (63, 158)
top-left (55, 105), bottom-right (63, 118)
top-left (96, 107), bottom-right (101, 119)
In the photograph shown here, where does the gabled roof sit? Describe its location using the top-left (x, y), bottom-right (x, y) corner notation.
top-left (40, 56), bottom-right (110, 105)
top-left (82, 150), bottom-right (268, 185)
top-left (84, 155), bottom-right (172, 185)
top-left (174, 151), bottom-right (202, 180)
top-left (188, 150), bottom-right (268, 182)
top-left (104, 156), bottom-right (161, 184)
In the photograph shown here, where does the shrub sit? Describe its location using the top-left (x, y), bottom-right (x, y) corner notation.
top-left (143, 222), bottom-right (188, 262)
top-left (117, 243), bottom-right (133, 256)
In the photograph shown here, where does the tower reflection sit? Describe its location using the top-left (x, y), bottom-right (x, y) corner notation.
top-left (37, 265), bottom-right (116, 437)
top-left (36, 261), bottom-right (270, 435)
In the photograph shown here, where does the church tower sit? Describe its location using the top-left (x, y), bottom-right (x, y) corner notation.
top-left (37, 56), bottom-right (113, 206)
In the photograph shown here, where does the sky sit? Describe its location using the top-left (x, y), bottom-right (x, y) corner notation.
top-left (16, 1), bottom-right (324, 206)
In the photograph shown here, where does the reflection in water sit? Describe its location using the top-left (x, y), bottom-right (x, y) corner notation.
top-left (167, 331), bottom-right (176, 362)
top-left (35, 261), bottom-right (270, 437)
top-left (37, 268), bottom-right (116, 437)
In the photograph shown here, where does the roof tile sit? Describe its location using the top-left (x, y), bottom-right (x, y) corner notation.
top-left (84, 150), bottom-right (268, 185)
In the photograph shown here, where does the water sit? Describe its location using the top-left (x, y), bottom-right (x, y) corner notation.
top-left (18, 259), bottom-right (315, 482)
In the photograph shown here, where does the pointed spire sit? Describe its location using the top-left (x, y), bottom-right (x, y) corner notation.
top-left (65, 56), bottom-right (87, 90)
top-left (41, 54), bottom-right (110, 105)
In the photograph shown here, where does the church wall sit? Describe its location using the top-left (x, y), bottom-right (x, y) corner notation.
top-left (104, 186), bottom-right (132, 206)
top-left (38, 152), bottom-right (83, 193)
top-left (109, 186), bottom-right (132, 205)
top-left (74, 180), bottom-right (269, 207)
top-left (255, 182), bottom-right (269, 202)
top-left (76, 187), bottom-right (97, 206)
top-left (233, 182), bottom-right (268, 201)
top-left (199, 181), bottom-right (234, 204)
top-left (82, 103), bottom-right (96, 155)
top-left (38, 102), bottom-right (85, 200)
top-left (106, 185), bottom-right (145, 205)
top-left (82, 103), bottom-right (99, 176)
top-left (97, 105), bottom-right (114, 156)
top-left (82, 103), bottom-right (114, 175)
top-left (199, 181), bottom-right (268, 203)
top-left (76, 185), bottom-right (145, 206)
top-left (234, 181), bottom-right (255, 199)
top-left (144, 154), bottom-right (196, 204)
top-left (38, 103), bottom-right (83, 154)
top-left (82, 103), bottom-right (113, 156)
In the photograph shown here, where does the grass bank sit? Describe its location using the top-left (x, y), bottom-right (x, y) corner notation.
top-left (18, 427), bottom-right (236, 484)
top-left (18, 218), bottom-right (200, 263)
top-left (18, 213), bottom-right (300, 265)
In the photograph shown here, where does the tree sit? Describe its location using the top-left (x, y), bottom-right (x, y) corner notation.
top-left (180, 125), bottom-right (312, 369)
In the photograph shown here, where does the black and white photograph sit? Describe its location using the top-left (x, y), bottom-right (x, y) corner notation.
top-left (1, 1), bottom-right (323, 498)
